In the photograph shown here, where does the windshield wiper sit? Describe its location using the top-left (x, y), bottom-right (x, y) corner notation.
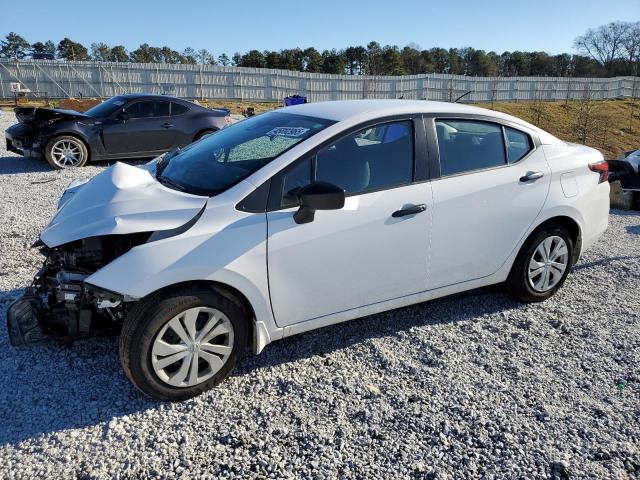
top-left (156, 174), bottom-right (187, 192)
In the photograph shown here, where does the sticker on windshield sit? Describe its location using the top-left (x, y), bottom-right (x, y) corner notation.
top-left (266, 127), bottom-right (309, 138)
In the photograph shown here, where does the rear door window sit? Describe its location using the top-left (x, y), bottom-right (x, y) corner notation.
top-left (126, 101), bottom-right (170, 118)
top-left (155, 101), bottom-right (170, 117)
top-left (171, 102), bottom-right (190, 116)
top-left (505, 127), bottom-right (533, 163)
top-left (435, 120), bottom-right (507, 176)
top-left (126, 101), bottom-right (154, 119)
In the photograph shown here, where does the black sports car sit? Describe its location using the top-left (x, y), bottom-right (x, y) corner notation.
top-left (5, 94), bottom-right (231, 168)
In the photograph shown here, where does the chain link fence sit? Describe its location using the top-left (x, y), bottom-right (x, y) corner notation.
top-left (1, 59), bottom-right (638, 103)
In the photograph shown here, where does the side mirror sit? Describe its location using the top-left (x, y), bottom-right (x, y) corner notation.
top-left (117, 111), bottom-right (130, 122)
top-left (294, 181), bottom-right (345, 224)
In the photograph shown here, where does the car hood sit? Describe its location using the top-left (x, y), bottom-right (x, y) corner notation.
top-left (14, 107), bottom-right (89, 127)
top-left (40, 162), bottom-right (208, 247)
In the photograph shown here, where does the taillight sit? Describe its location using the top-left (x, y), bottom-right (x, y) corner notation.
top-left (224, 114), bottom-right (232, 127)
top-left (589, 160), bottom-right (609, 183)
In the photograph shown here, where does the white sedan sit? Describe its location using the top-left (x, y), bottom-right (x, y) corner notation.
top-left (7, 100), bottom-right (610, 400)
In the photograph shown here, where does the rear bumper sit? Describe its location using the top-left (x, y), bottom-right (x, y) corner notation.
top-left (581, 182), bottom-right (610, 253)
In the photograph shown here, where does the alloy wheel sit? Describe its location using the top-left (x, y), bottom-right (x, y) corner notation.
top-left (527, 235), bottom-right (569, 292)
top-left (50, 139), bottom-right (84, 167)
top-left (151, 307), bottom-right (234, 388)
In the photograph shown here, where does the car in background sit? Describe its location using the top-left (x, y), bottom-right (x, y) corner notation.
top-left (5, 94), bottom-right (230, 169)
top-left (7, 100), bottom-right (609, 400)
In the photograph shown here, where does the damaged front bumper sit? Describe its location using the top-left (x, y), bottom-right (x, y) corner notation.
top-left (5, 126), bottom-right (43, 159)
top-left (6, 241), bottom-right (130, 347)
top-left (7, 282), bottom-right (124, 347)
top-left (7, 290), bottom-right (49, 345)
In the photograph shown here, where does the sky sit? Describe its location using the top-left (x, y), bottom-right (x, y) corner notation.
top-left (1, 0), bottom-right (638, 56)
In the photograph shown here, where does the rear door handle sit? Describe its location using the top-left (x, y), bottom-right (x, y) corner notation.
top-left (520, 171), bottom-right (544, 182)
top-left (162, 123), bottom-right (174, 129)
top-left (392, 204), bottom-right (427, 218)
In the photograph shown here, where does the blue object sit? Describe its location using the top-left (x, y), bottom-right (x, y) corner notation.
top-left (284, 95), bottom-right (307, 107)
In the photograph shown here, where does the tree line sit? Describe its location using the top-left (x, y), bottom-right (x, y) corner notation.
top-left (0, 21), bottom-right (638, 77)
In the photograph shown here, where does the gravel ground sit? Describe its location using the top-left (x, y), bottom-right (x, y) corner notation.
top-left (0, 111), bottom-right (639, 479)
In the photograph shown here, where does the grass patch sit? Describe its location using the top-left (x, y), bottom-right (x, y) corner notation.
top-left (2, 97), bottom-right (638, 158)
top-left (474, 99), bottom-right (639, 159)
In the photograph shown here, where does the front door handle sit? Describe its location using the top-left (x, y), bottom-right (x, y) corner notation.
top-left (520, 171), bottom-right (544, 182)
top-left (392, 204), bottom-right (427, 218)
top-left (162, 123), bottom-right (174, 129)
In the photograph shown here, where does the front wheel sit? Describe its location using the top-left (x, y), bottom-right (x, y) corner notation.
top-left (45, 135), bottom-right (88, 169)
top-left (119, 286), bottom-right (248, 401)
top-left (507, 225), bottom-right (574, 303)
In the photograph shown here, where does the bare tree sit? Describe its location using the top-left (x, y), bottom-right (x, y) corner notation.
top-left (564, 76), bottom-right (573, 105)
top-left (489, 79), bottom-right (497, 109)
top-left (573, 84), bottom-right (606, 145)
top-left (621, 21), bottom-right (640, 75)
top-left (574, 21), bottom-right (631, 69)
top-left (630, 77), bottom-right (639, 133)
top-left (530, 82), bottom-right (546, 126)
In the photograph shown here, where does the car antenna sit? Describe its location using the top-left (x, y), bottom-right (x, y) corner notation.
top-left (453, 91), bottom-right (472, 103)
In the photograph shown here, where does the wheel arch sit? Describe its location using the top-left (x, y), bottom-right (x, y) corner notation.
top-left (526, 215), bottom-right (582, 264)
top-left (126, 279), bottom-right (265, 354)
top-left (46, 132), bottom-right (92, 161)
top-left (193, 128), bottom-right (218, 142)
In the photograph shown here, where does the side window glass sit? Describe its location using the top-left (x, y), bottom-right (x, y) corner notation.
top-left (280, 158), bottom-right (312, 208)
top-left (126, 101), bottom-right (154, 119)
top-left (154, 101), bottom-right (170, 117)
top-left (435, 120), bottom-right (506, 176)
top-left (505, 127), bottom-right (533, 163)
top-left (316, 120), bottom-right (413, 195)
top-left (171, 102), bottom-right (189, 116)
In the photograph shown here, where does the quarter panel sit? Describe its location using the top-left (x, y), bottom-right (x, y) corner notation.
top-left (542, 144), bottom-right (609, 253)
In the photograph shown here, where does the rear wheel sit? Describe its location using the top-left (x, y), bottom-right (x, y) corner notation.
top-left (119, 286), bottom-right (248, 401)
top-left (507, 225), bottom-right (574, 302)
top-left (45, 135), bottom-right (88, 169)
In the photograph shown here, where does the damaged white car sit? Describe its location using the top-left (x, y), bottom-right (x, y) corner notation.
top-left (7, 100), bottom-right (610, 401)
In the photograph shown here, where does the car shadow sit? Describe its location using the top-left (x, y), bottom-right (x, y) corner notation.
top-left (0, 155), bottom-right (53, 174)
top-left (0, 284), bottom-right (512, 446)
top-left (0, 288), bottom-right (159, 446)
top-left (0, 250), bottom-right (632, 446)
top-left (625, 225), bottom-right (640, 235)
top-left (572, 255), bottom-right (640, 271)
top-left (0, 155), bottom-right (150, 175)
top-left (236, 285), bottom-right (514, 376)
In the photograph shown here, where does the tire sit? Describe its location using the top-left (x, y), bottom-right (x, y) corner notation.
top-left (44, 135), bottom-right (89, 169)
top-left (119, 285), bottom-right (248, 401)
top-left (194, 129), bottom-right (216, 141)
top-left (507, 224), bottom-right (574, 303)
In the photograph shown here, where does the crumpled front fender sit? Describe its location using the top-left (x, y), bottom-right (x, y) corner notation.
top-left (40, 162), bottom-right (208, 247)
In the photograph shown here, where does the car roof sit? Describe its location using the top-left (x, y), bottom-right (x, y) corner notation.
top-left (119, 93), bottom-right (186, 102)
top-left (281, 99), bottom-right (563, 144)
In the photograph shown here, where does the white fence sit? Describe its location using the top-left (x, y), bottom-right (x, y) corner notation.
top-left (0, 59), bottom-right (638, 103)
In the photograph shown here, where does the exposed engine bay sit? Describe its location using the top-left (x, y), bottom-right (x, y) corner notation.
top-left (7, 233), bottom-right (150, 346)
top-left (6, 161), bottom-right (209, 347)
